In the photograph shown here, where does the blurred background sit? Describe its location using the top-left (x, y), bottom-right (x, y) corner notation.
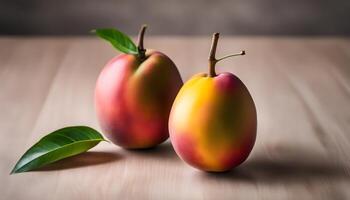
top-left (1, 0), bottom-right (350, 36)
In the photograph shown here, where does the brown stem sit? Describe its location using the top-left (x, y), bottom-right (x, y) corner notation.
top-left (217, 51), bottom-right (245, 62)
top-left (208, 33), bottom-right (219, 77)
top-left (208, 32), bottom-right (246, 77)
top-left (137, 24), bottom-right (147, 60)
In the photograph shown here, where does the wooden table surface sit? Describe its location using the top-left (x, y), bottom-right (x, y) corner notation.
top-left (1, 36), bottom-right (350, 200)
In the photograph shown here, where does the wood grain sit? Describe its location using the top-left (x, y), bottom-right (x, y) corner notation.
top-left (0, 37), bottom-right (349, 200)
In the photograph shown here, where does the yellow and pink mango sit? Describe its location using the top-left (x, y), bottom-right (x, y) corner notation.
top-left (169, 33), bottom-right (257, 172)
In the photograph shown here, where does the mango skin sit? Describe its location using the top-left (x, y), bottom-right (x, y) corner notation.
top-left (95, 51), bottom-right (183, 149)
top-left (169, 72), bottom-right (257, 172)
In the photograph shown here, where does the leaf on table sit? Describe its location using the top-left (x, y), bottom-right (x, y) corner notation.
top-left (92, 28), bottom-right (138, 54)
top-left (11, 126), bottom-right (106, 174)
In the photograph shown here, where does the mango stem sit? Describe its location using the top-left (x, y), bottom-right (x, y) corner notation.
top-left (208, 33), bottom-right (219, 77)
top-left (217, 51), bottom-right (245, 62)
top-left (137, 24), bottom-right (147, 61)
top-left (208, 33), bottom-right (246, 77)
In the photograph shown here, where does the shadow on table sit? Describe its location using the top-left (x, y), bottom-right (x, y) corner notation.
top-left (123, 141), bottom-right (178, 160)
top-left (36, 151), bottom-right (122, 171)
top-left (195, 149), bottom-right (348, 184)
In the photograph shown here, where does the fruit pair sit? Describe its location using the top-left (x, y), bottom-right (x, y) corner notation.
top-left (94, 26), bottom-right (257, 172)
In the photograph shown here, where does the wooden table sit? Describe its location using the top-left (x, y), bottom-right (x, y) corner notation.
top-left (1, 37), bottom-right (350, 199)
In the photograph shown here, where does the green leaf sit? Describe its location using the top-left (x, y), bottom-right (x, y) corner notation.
top-left (92, 28), bottom-right (138, 54)
top-left (11, 126), bottom-right (106, 174)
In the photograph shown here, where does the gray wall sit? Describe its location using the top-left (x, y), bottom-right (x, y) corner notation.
top-left (1, 0), bottom-right (350, 35)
